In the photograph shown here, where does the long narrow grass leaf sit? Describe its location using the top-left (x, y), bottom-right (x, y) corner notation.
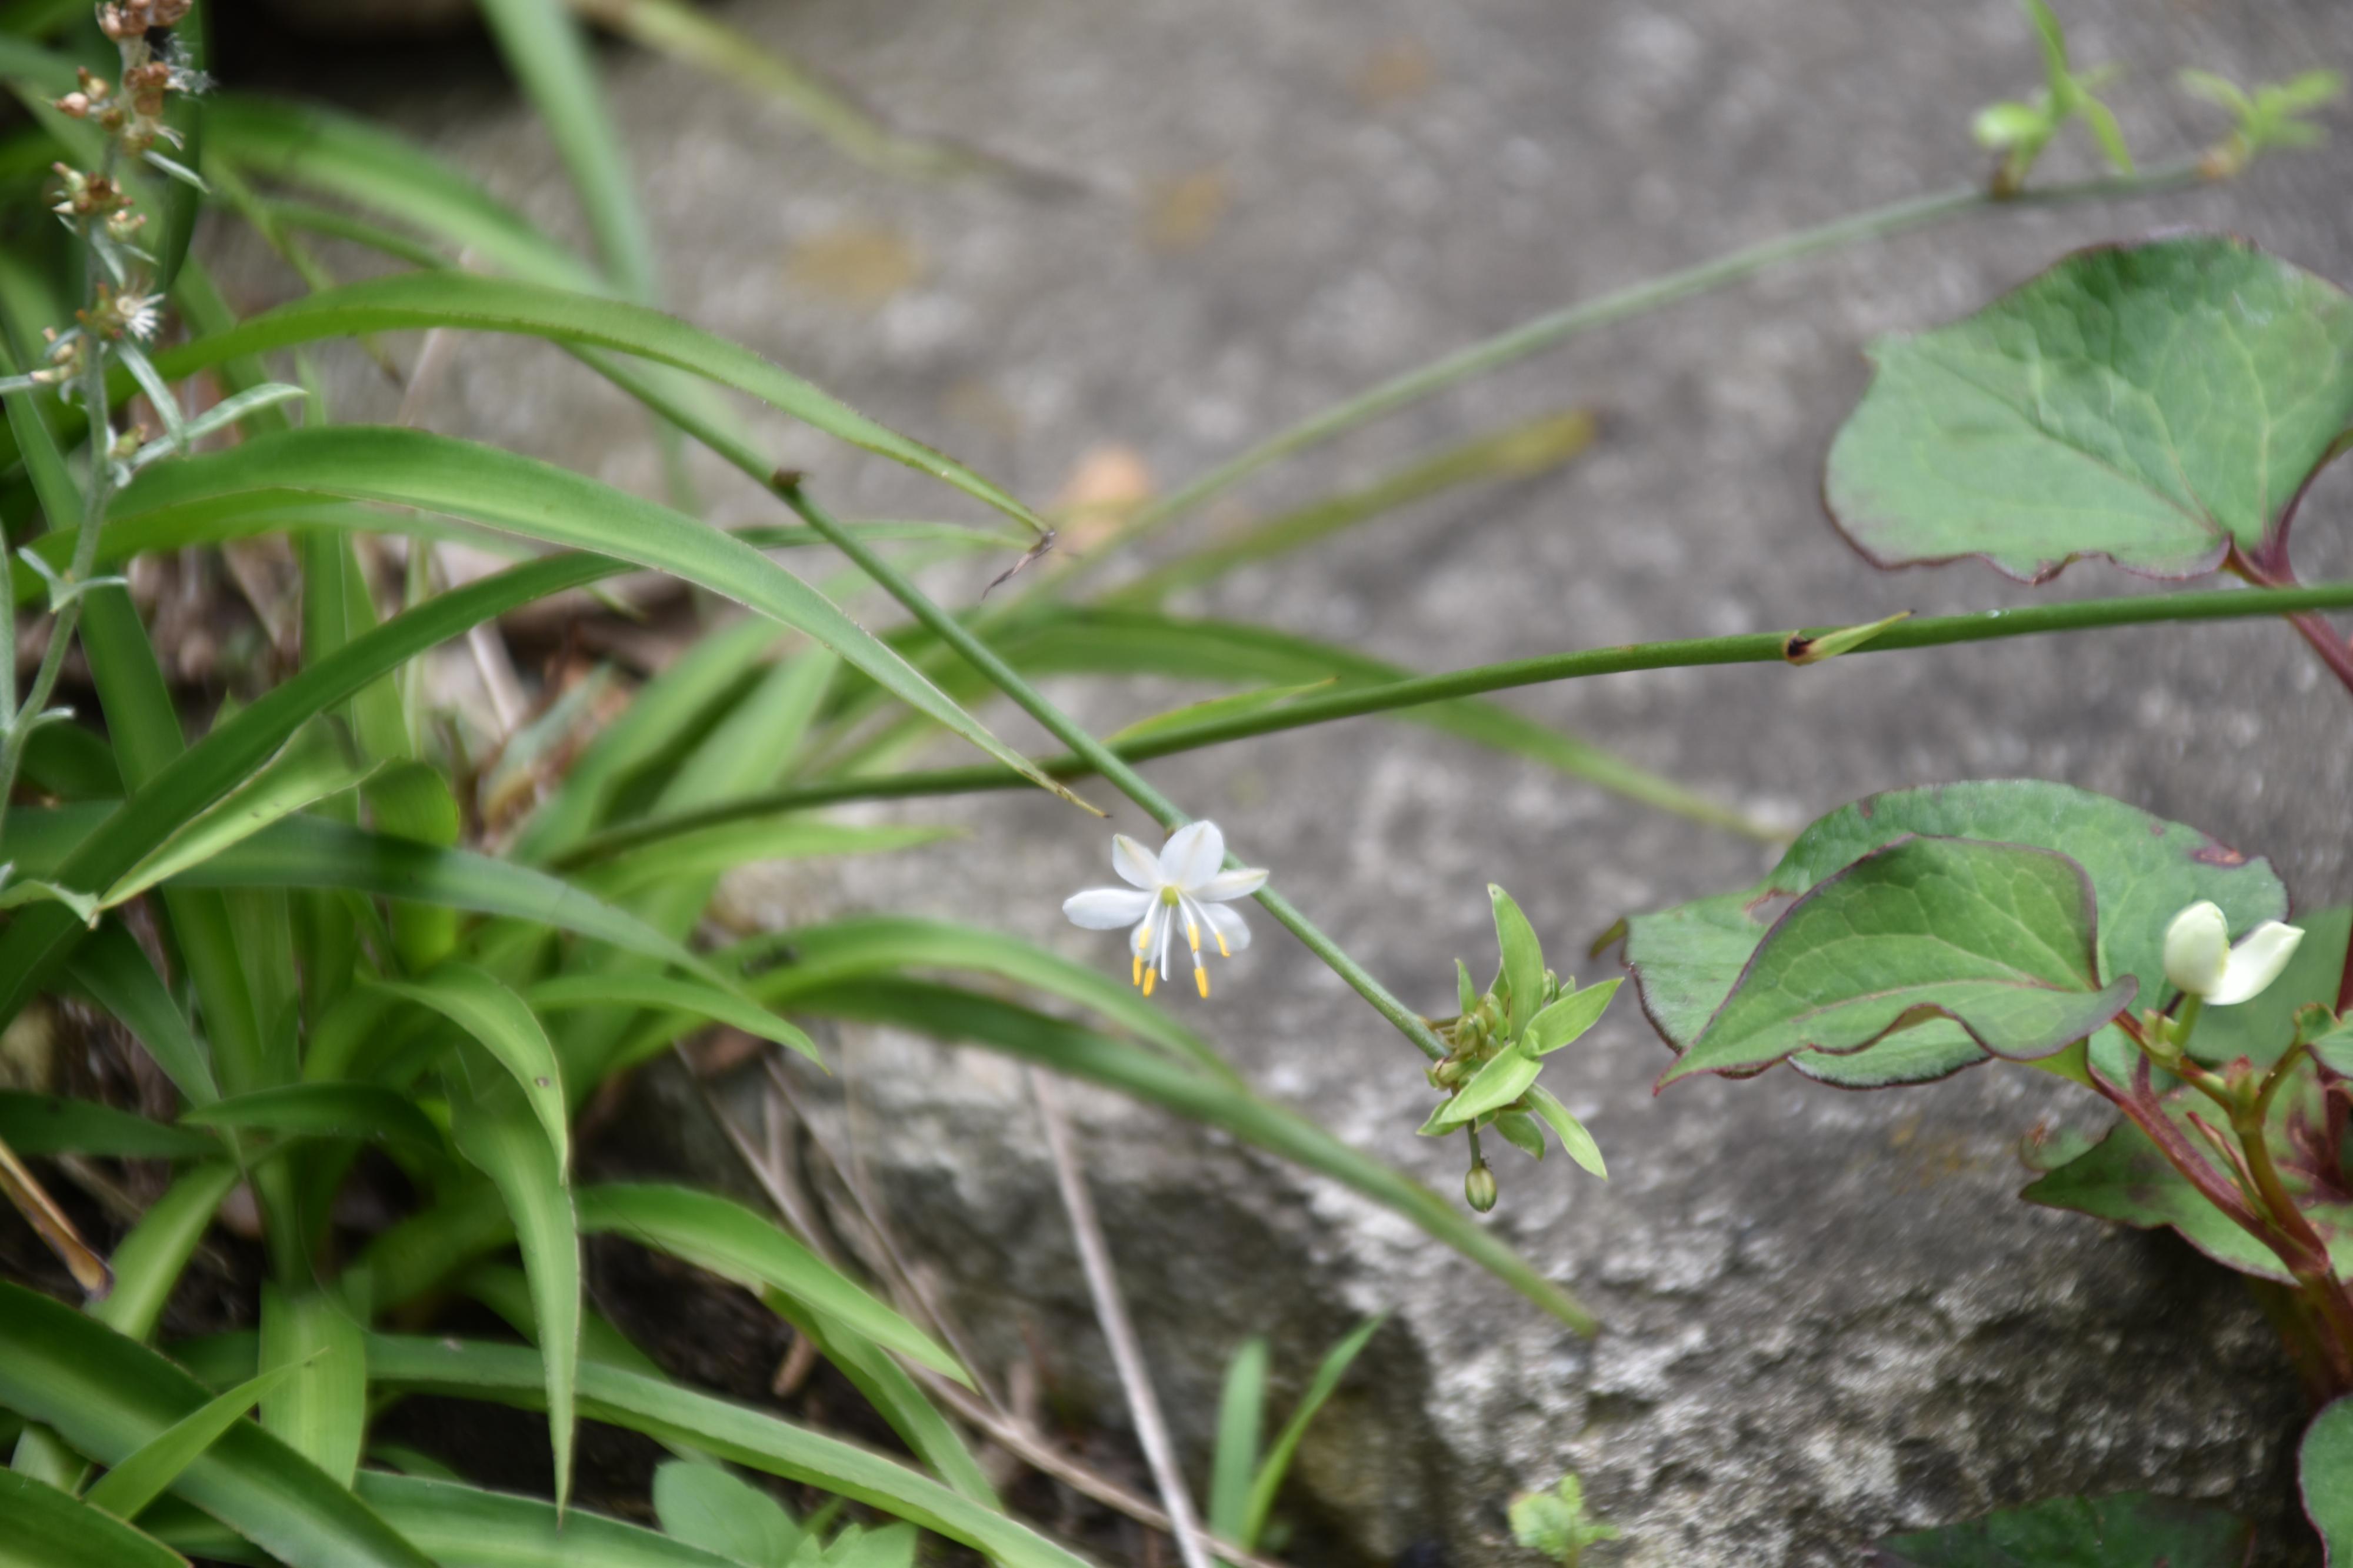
top-left (449, 1079), bottom-right (582, 1516)
top-left (0, 1470), bottom-right (187, 1568)
top-left (379, 965), bottom-right (569, 1173)
top-left (365, 1334), bottom-right (1089, 1568)
top-left (64, 921), bottom-right (219, 1106)
top-left (1241, 1317), bottom-right (1384, 1545)
top-left (527, 974), bottom-right (820, 1067)
top-left (105, 427), bottom-right (1074, 802)
top-left (82, 1361), bottom-right (305, 1519)
top-left (152, 273), bottom-right (1051, 532)
top-left (357, 1472), bottom-right (738, 1568)
top-left (575, 1183), bottom-right (965, 1383)
top-left (0, 1282), bottom-right (437, 1568)
top-left (786, 980), bottom-right (1595, 1332)
top-left (94, 1162), bottom-right (241, 1342)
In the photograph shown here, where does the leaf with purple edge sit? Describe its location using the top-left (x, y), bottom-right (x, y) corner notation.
top-left (1622, 780), bottom-right (2285, 1090)
top-left (1827, 236), bottom-right (2353, 583)
top-left (1659, 836), bottom-right (2137, 1087)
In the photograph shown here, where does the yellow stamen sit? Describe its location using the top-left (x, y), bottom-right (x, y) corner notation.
top-left (1142, 968), bottom-right (1157, 997)
top-left (1132, 955), bottom-right (1144, 989)
top-left (1196, 967), bottom-right (1211, 998)
top-left (1214, 928), bottom-right (1231, 958)
top-left (1186, 918), bottom-right (1201, 953)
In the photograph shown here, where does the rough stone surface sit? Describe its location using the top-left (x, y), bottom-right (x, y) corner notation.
top-left (216, 1), bottom-right (2353, 1562)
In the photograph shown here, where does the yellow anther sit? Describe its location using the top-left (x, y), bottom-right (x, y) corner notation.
top-left (1214, 929), bottom-right (1231, 958)
top-left (1142, 968), bottom-right (1158, 997)
top-left (1195, 967), bottom-right (1211, 999)
top-left (1186, 918), bottom-right (1201, 953)
top-left (1132, 955), bottom-right (1144, 989)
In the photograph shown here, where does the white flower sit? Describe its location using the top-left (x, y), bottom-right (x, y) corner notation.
top-left (114, 289), bottom-right (158, 341)
top-left (2162, 900), bottom-right (2304, 1006)
top-left (1063, 820), bottom-right (1267, 998)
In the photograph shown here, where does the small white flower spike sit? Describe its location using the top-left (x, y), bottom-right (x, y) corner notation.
top-left (2163, 900), bottom-right (2304, 1006)
top-left (1063, 820), bottom-right (1267, 998)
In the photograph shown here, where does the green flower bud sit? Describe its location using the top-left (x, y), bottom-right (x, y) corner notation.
top-left (1464, 1160), bottom-right (1498, 1213)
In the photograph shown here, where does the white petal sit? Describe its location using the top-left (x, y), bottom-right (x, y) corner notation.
top-left (1159, 820), bottom-right (1225, 889)
top-left (1112, 834), bottom-right (1162, 890)
top-left (1201, 900), bottom-right (1252, 955)
top-left (2208, 920), bottom-right (2305, 1006)
top-left (1064, 888), bottom-right (1154, 929)
top-left (1194, 866), bottom-right (1268, 903)
top-left (2163, 901), bottom-right (2231, 998)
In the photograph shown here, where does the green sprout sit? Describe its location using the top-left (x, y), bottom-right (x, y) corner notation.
top-left (1970, 0), bottom-right (2134, 195)
top-left (1422, 886), bottom-right (1617, 1211)
top-left (1511, 1473), bottom-right (1619, 1567)
top-left (2180, 68), bottom-right (2343, 178)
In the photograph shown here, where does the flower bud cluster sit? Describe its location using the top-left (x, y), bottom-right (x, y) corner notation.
top-left (98, 0), bottom-right (194, 40)
top-left (49, 163), bottom-right (127, 222)
top-left (81, 282), bottom-right (160, 343)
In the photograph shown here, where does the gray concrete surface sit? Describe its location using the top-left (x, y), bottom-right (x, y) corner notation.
top-left (218, 0), bottom-right (2353, 1562)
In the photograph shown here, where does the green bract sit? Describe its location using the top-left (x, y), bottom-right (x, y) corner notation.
top-left (1828, 237), bottom-right (2353, 582)
top-left (1624, 780), bottom-right (2285, 1087)
top-left (1418, 886), bottom-right (1617, 1176)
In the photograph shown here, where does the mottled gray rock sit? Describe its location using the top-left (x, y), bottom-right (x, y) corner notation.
top-left (215, 0), bottom-right (2353, 1561)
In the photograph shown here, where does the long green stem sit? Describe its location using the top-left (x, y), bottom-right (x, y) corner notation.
top-left (555, 578), bottom-right (2353, 866)
top-left (1079, 159), bottom-right (2206, 569)
top-left (781, 481), bottom-right (1453, 1062)
top-left (0, 322), bottom-right (114, 848)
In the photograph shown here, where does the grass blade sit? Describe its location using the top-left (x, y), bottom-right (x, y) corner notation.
top-left (1240, 1317), bottom-right (1384, 1546)
top-left (102, 725), bottom-right (375, 908)
top-left (1207, 1339), bottom-right (1267, 1546)
top-left (182, 1084), bottom-right (444, 1155)
top-left (0, 1282), bottom-right (436, 1568)
top-left (0, 1093), bottom-right (216, 1159)
top-left (526, 973), bottom-right (821, 1067)
top-left (256, 1286), bottom-right (368, 1489)
top-left (94, 1162), bottom-right (241, 1342)
top-left (476, 0), bottom-right (657, 302)
top-left (107, 427), bottom-right (1074, 802)
top-left (652, 1459), bottom-right (801, 1566)
top-left (762, 1295), bottom-right (998, 1508)
top-left (158, 814), bottom-right (717, 980)
top-left (575, 1183), bottom-right (966, 1383)
top-left (204, 95), bottom-right (599, 289)
top-left (357, 1472), bottom-right (739, 1568)
top-left (365, 1334), bottom-right (1089, 1568)
top-left (64, 920), bottom-right (220, 1106)
top-left (378, 964), bottom-right (569, 1173)
top-left (154, 272), bottom-right (1052, 533)
top-left (718, 916), bottom-right (1241, 1085)
top-left (1108, 409), bottom-right (1597, 607)
top-left (449, 1073), bottom-right (582, 1516)
top-left (0, 1470), bottom-right (187, 1568)
top-left (785, 979), bottom-right (1595, 1333)
top-left (82, 1360), bottom-right (305, 1519)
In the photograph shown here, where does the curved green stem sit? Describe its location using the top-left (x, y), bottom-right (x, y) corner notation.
top-left (554, 578), bottom-right (2353, 866)
top-left (1074, 159), bottom-right (2207, 572)
top-left (779, 480), bottom-right (1452, 1064)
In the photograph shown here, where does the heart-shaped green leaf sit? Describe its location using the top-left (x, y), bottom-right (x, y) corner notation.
top-left (2305, 1399), bottom-right (2353, 1566)
top-left (1624, 781), bottom-right (2285, 1089)
top-left (1659, 836), bottom-right (2136, 1086)
top-left (1828, 236), bottom-right (2353, 582)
